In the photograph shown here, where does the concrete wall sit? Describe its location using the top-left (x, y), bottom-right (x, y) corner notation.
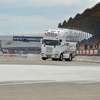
top-left (0, 36), bottom-right (13, 40)
top-left (74, 56), bottom-right (100, 63)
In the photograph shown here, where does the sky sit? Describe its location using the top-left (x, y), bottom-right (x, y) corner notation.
top-left (0, 0), bottom-right (100, 35)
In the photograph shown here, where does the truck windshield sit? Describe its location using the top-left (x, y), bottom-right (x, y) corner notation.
top-left (42, 40), bottom-right (59, 46)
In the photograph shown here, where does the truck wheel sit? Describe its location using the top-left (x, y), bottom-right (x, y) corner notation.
top-left (59, 53), bottom-right (63, 61)
top-left (52, 58), bottom-right (57, 61)
top-left (68, 54), bottom-right (72, 61)
top-left (42, 58), bottom-right (46, 60)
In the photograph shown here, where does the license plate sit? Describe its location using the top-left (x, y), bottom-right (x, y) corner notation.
top-left (47, 56), bottom-right (51, 58)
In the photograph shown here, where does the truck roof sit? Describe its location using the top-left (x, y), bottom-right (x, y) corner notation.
top-left (46, 29), bottom-right (66, 33)
top-left (43, 29), bottom-right (67, 39)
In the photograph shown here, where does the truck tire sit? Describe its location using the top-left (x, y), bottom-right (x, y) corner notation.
top-left (59, 53), bottom-right (63, 61)
top-left (52, 58), bottom-right (57, 61)
top-left (68, 54), bottom-right (72, 61)
top-left (42, 58), bottom-right (46, 60)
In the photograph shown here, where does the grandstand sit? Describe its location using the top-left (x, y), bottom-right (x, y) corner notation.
top-left (58, 2), bottom-right (100, 56)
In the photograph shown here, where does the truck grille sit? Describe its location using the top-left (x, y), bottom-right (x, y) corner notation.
top-left (46, 47), bottom-right (53, 54)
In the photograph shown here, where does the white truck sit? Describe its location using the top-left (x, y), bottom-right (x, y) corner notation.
top-left (41, 29), bottom-right (76, 61)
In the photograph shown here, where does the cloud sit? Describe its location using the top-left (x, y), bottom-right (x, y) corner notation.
top-left (23, 0), bottom-right (99, 8)
top-left (0, 14), bottom-right (13, 21)
top-left (0, 0), bottom-right (17, 3)
top-left (0, 0), bottom-right (100, 35)
top-left (0, 0), bottom-right (99, 8)
top-left (0, 15), bottom-right (61, 35)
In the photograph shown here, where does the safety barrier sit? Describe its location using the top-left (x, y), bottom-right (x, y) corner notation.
top-left (6, 51), bottom-right (11, 57)
top-left (74, 56), bottom-right (100, 63)
top-left (76, 50), bottom-right (100, 56)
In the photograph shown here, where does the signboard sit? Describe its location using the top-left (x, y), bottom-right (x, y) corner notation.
top-left (90, 50), bottom-right (93, 54)
top-left (94, 50), bottom-right (98, 54)
top-left (83, 50), bottom-right (85, 54)
top-left (80, 51), bottom-right (82, 54)
top-left (86, 50), bottom-right (89, 54)
top-left (76, 51), bottom-right (79, 54)
top-left (13, 36), bottom-right (43, 42)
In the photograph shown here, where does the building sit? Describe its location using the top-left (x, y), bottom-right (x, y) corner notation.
top-left (0, 36), bottom-right (43, 54)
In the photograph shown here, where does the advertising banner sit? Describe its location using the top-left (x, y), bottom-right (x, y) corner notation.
top-left (87, 45), bottom-right (90, 50)
top-left (76, 51), bottom-right (79, 54)
top-left (93, 45), bottom-right (95, 50)
top-left (94, 50), bottom-right (98, 54)
top-left (86, 50), bottom-right (89, 54)
top-left (80, 51), bottom-right (82, 54)
top-left (79, 46), bottom-right (84, 50)
top-left (90, 50), bottom-right (93, 54)
top-left (13, 36), bottom-right (43, 42)
top-left (83, 50), bottom-right (85, 54)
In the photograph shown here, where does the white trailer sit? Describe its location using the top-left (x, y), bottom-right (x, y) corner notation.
top-left (41, 29), bottom-right (76, 61)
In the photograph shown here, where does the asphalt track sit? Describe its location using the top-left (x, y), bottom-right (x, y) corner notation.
top-left (0, 55), bottom-right (100, 100)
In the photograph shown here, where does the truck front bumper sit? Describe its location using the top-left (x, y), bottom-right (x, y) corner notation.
top-left (41, 53), bottom-right (60, 59)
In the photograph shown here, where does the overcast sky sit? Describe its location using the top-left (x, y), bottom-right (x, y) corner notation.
top-left (0, 0), bottom-right (99, 35)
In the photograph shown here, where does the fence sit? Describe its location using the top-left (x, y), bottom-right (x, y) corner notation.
top-left (76, 49), bottom-right (100, 56)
